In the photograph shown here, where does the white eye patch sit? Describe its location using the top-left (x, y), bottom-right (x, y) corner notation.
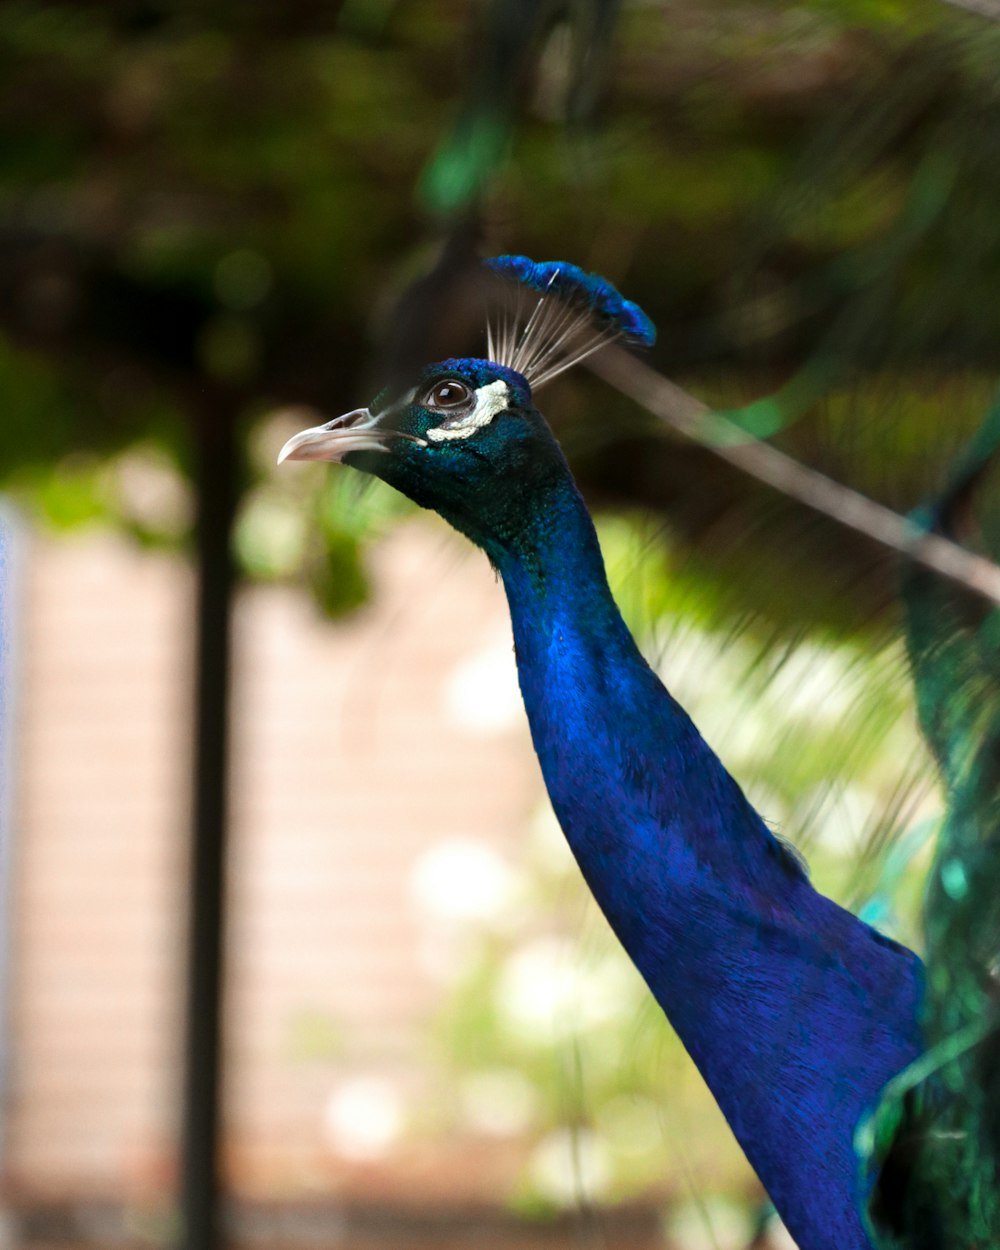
top-left (426, 379), bottom-right (510, 442)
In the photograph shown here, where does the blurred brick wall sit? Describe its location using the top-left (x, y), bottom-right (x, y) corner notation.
top-left (6, 520), bottom-right (541, 1203)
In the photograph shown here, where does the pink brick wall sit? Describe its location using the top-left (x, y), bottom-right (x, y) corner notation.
top-left (7, 521), bottom-right (541, 1202)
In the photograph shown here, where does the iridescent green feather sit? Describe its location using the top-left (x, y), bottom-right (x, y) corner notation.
top-left (867, 396), bottom-right (1000, 1249)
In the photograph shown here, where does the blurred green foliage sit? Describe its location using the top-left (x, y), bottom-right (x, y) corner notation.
top-left (0, 0), bottom-right (999, 627)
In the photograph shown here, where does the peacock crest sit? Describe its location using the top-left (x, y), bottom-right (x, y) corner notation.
top-left (482, 255), bottom-right (656, 389)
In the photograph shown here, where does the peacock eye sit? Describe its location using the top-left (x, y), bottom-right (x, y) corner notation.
top-left (425, 380), bottom-right (471, 409)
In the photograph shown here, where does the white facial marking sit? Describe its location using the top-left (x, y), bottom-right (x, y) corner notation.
top-left (426, 379), bottom-right (510, 443)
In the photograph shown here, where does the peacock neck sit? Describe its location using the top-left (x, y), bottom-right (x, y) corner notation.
top-left (489, 470), bottom-right (923, 1250)
top-left (492, 476), bottom-right (632, 654)
top-left (491, 472), bottom-right (794, 896)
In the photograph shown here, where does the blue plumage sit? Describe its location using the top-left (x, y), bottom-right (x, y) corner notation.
top-left (484, 254), bottom-right (657, 347)
top-left (497, 476), bottom-right (923, 1250)
top-left (278, 260), bottom-right (928, 1250)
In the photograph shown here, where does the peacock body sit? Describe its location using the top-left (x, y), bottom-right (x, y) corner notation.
top-left (279, 257), bottom-right (998, 1250)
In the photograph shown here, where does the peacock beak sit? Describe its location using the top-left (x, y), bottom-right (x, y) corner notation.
top-left (277, 408), bottom-right (393, 465)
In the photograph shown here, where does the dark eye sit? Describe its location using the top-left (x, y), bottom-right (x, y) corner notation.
top-left (425, 380), bottom-right (471, 409)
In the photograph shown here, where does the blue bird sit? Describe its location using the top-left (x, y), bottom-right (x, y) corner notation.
top-left (279, 257), bottom-right (926, 1250)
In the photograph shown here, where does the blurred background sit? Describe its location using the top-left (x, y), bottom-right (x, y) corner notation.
top-left (1, 1), bottom-right (999, 1248)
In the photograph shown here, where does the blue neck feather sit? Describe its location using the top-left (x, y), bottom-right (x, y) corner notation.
top-left (493, 472), bottom-right (924, 1250)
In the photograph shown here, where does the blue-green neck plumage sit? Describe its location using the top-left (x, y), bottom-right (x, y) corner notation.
top-left (469, 451), bottom-right (923, 1250)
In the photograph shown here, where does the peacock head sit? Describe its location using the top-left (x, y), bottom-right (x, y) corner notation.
top-left (277, 256), bottom-right (655, 553)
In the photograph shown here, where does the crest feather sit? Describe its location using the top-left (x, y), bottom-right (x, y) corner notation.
top-left (482, 254), bottom-right (656, 389)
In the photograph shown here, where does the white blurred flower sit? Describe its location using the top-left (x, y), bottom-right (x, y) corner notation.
top-left (529, 1128), bottom-right (612, 1206)
top-left (666, 1196), bottom-right (755, 1250)
top-left (496, 937), bottom-right (576, 1042)
top-left (496, 938), bottom-right (641, 1043)
top-left (410, 838), bottom-right (517, 926)
top-left (322, 1077), bottom-right (404, 1161)
top-left (442, 641), bottom-right (522, 734)
top-left (110, 445), bottom-right (192, 535)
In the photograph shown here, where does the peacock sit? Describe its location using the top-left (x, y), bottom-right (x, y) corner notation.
top-left (278, 256), bottom-right (999, 1250)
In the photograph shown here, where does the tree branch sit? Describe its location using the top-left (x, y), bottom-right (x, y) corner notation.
top-left (589, 346), bottom-right (1000, 608)
top-left (940, 0), bottom-right (1000, 20)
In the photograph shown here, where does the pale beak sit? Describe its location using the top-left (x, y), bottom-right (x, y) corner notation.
top-left (277, 408), bottom-right (392, 465)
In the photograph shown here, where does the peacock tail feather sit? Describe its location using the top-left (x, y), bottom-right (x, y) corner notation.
top-left (862, 395), bottom-right (1000, 1249)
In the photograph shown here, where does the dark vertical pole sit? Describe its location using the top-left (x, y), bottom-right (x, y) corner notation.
top-left (180, 405), bottom-right (238, 1250)
top-left (0, 503), bottom-right (26, 1167)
